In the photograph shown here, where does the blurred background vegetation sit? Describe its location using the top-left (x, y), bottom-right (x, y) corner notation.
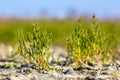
top-left (0, 18), bottom-right (120, 47)
top-left (0, 1), bottom-right (120, 47)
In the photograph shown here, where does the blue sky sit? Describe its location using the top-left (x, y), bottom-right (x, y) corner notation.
top-left (0, 0), bottom-right (120, 18)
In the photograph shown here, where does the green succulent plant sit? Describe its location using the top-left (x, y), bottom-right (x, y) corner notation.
top-left (66, 15), bottom-right (112, 67)
top-left (18, 23), bottom-right (52, 70)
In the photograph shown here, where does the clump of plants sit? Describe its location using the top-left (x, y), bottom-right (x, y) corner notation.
top-left (66, 15), bottom-right (113, 67)
top-left (18, 23), bottom-right (52, 70)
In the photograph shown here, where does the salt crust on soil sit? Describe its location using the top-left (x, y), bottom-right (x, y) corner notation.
top-left (0, 43), bottom-right (120, 80)
top-left (0, 59), bottom-right (120, 80)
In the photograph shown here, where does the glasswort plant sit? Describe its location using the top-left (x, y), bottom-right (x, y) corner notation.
top-left (18, 23), bottom-right (52, 70)
top-left (66, 15), bottom-right (111, 67)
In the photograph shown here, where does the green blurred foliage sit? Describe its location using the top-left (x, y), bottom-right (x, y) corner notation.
top-left (0, 20), bottom-right (75, 45)
top-left (0, 19), bottom-right (120, 46)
